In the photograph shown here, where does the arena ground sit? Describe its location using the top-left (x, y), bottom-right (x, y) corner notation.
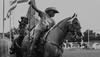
top-left (62, 48), bottom-right (100, 57)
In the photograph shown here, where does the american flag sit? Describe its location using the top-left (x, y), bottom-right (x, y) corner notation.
top-left (6, 0), bottom-right (29, 18)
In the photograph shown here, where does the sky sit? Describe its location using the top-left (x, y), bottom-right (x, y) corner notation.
top-left (0, 0), bottom-right (100, 33)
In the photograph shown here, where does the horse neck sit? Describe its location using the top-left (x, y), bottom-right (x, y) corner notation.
top-left (50, 19), bottom-right (69, 46)
top-left (58, 34), bottom-right (67, 46)
top-left (51, 27), bottom-right (67, 46)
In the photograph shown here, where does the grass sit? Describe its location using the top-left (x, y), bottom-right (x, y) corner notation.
top-left (62, 41), bottom-right (100, 57)
top-left (62, 48), bottom-right (100, 57)
top-left (9, 49), bottom-right (100, 57)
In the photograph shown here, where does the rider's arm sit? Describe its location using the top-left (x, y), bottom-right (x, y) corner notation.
top-left (47, 20), bottom-right (55, 29)
top-left (29, 1), bottom-right (45, 19)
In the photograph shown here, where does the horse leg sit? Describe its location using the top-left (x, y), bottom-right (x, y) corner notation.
top-left (44, 43), bottom-right (63, 57)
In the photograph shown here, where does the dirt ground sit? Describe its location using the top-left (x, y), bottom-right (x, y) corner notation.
top-left (8, 48), bottom-right (100, 57)
top-left (62, 48), bottom-right (100, 57)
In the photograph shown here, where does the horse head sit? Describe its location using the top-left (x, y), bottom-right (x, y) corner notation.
top-left (65, 13), bottom-right (82, 42)
top-left (70, 16), bottom-right (82, 36)
top-left (55, 13), bottom-right (82, 45)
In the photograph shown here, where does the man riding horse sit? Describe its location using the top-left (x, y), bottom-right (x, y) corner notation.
top-left (28, 1), bottom-right (59, 56)
top-left (10, 0), bottom-right (82, 57)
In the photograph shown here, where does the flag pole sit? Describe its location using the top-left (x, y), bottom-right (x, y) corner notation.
top-left (9, 14), bottom-right (12, 41)
top-left (3, 0), bottom-right (5, 39)
top-left (88, 29), bottom-right (90, 46)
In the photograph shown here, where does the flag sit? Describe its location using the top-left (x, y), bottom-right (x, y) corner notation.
top-left (10, 0), bottom-right (29, 5)
top-left (10, 0), bottom-right (17, 5)
top-left (17, 0), bottom-right (29, 3)
top-left (7, 5), bottom-right (17, 18)
top-left (6, 0), bottom-right (29, 18)
top-left (26, 0), bottom-right (35, 19)
top-left (26, 0), bottom-right (39, 30)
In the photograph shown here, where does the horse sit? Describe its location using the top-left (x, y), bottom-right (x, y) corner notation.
top-left (10, 16), bottom-right (37, 57)
top-left (28, 13), bottom-right (82, 57)
top-left (0, 38), bottom-right (12, 57)
top-left (10, 16), bottom-right (28, 57)
top-left (10, 13), bottom-right (82, 57)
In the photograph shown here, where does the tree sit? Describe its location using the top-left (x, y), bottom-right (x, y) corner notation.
top-left (83, 29), bottom-right (98, 42)
top-left (96, 33), bottom-right (100, 40)
top-left (83, 30), bottom-right (88, 42)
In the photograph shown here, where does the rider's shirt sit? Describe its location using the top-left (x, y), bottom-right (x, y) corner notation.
top-left (34, 12), bottom-right (55, 31)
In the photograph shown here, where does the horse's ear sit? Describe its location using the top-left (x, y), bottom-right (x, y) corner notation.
top-left (72, 13), bottom-right (76, 18)
top-left (67, 13), bottom-right (77, 24)
top-left (71, 13), bottom-right (77, 19)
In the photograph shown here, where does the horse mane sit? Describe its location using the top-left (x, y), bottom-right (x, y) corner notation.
top-left (44, 17), bottom-right (74, 39)
top-left (44, 13), bottom-right (77, 40)
top-left (53, 13), bottom-right (77, 29)
top-left (53, 16), bottom-right (73, 29)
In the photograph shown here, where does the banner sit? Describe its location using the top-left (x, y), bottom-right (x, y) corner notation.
top-left (6, 0), bottom-right (29, 18)
top-left (26, 0), bottom-right (39, 30)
